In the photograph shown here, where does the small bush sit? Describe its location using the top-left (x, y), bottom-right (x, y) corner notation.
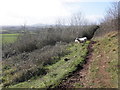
top-left (3, 66), bottom-right (47, 87)
top-left (82, 25), bottom-right (100, 39)
top-left (12, 67), bottom-right (47, 83)
top-left (3, 65), bottom-right (11, 71)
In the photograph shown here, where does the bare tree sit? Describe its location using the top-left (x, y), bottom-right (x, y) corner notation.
top-left (102, 2), bottom-right (118, 31)
top-left (70, 12), bottom-right (85, 26)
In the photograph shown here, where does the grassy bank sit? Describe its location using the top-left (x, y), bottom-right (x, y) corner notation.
top-left (74, 31), bottom-right (118, 88)
top-left (8, 41), bottom-right (90, 88)
top-left (90, 31), bottom-right (118, 88)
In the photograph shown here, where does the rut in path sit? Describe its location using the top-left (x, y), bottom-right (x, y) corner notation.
top-left (57, 41), bottom-right (96, 88)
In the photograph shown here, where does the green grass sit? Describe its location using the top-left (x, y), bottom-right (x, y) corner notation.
top-left (83, 31), bottom-right (118, 88)
top-left (8, 42), bottom-right (90, 88)
top-left (1, 34), bottom-right (19, 44)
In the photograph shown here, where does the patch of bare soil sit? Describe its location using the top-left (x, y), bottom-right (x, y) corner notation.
top-left (57, 41), bottom-right (96, 88)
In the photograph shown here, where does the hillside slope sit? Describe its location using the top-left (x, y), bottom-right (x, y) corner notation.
top-left (58, 31), bottom-right (118, 88)
top-left (2, 31), bottom-right (118, 88)
top-left (8, 42), bottom-right (90, 88)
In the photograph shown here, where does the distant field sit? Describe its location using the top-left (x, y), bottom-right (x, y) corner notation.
top-left (1, 34), bottom-right (19, 44)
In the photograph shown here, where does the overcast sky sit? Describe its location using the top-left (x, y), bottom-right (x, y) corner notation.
top-left (0, 0), bottom-right (117, 26)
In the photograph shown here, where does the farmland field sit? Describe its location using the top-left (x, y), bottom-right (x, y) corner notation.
top-left (1, 34), bottom-right (19, 44)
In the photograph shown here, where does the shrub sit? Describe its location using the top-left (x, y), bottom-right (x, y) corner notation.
top-left (2, 25), bottom-right (99, 59)
top-left (82, 25), bottom-right (100, 40)
top-left (12, 66), bottom-right (47, 83)
top-left (2, 42), bottom-right (70, 87)
top-left (3, 66), bottom-right (47, 87)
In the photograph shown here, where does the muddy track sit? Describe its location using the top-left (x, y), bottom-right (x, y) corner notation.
top-left (56, 41), bottom-right (97, 88)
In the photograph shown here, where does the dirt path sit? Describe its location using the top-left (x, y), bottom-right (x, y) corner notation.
top-left (57, 41), bottom-right (96, 88)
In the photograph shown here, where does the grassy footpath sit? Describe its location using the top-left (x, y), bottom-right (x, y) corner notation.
top-left (8, 41), bottom-right (90, 88)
